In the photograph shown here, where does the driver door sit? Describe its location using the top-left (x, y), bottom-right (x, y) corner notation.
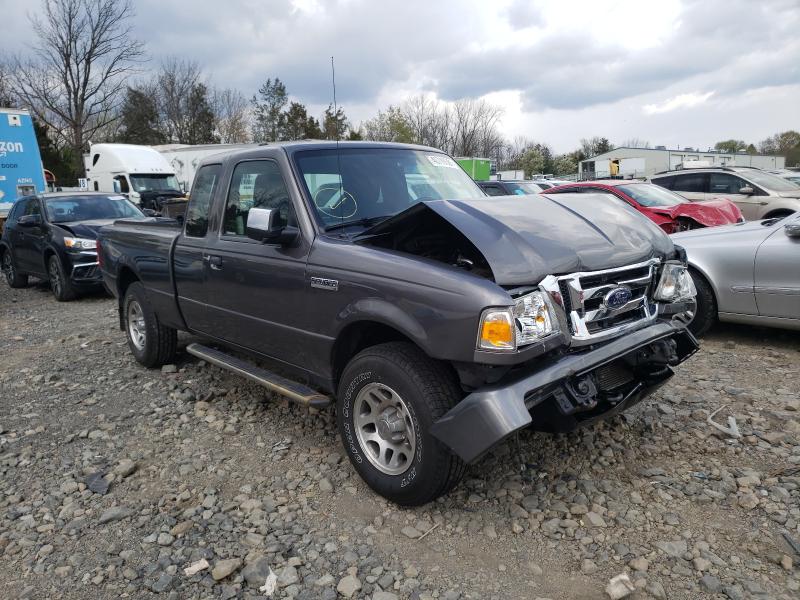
top-left (15, 198), bottom-right (47, 275)
top-left (202, 158), bottom-right (313, 366)
top-left (708, 173), bottom-right (762, 220)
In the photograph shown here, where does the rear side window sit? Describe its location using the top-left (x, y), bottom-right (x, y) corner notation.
top-left (185, 164), bottom-right (221, 238)
top-left (672, 173), bottom-right (707, 193)
top-left (651, 175), bottom-right (674, 189)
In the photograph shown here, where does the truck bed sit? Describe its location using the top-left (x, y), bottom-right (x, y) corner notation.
top-left (99, 217), bottom-right (185, 330)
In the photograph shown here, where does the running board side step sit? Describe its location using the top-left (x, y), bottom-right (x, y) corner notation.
top-left (185, 343), bottom-right (331, 408)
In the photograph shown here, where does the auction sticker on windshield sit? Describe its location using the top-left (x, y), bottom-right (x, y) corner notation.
top-left (426, 154), bottom-right (459, 169)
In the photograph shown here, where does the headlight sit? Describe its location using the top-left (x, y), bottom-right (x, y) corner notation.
top-left (63, 237), bottom-right (97, 250)
top-left (478, 292), bottom-right (558, 351)
top-left (654, 262), bottom-right (696, 302)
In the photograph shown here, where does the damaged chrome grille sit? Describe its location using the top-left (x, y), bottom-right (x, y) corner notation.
top-left (540, 259), bottom-right (659, 346)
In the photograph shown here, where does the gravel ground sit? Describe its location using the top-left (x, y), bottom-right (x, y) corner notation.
top-left (1, 279), bottom-right (799, 600)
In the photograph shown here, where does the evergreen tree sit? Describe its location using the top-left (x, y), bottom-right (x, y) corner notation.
top-left (322, 104), bottom-right (349, 140)
top-left (184, 83), bottom-right (218, 144)
top-left (251, 78), bottom-right (288, 142)
top-left (118, 87), bottom-right (165, 145)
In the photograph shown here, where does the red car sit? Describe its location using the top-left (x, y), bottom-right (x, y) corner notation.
top-left (546, 181), bottom-right (743, 234)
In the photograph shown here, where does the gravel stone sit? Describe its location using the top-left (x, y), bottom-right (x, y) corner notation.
top-left (2, 282), bottom-right (798, 600)
top-left (211, 558), bottom-right (242, 581)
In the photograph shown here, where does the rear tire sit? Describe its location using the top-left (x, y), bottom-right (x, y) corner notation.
top-left (48, 255), bottom-right (76, 301)
top-left (2, 249), bottom-right (28, 288)
top-left (337, 342), bottom-right (465, 506)
top-left (688, 271), bottom-right (716, 337)
top-left (123, 282), bottom-right (177, 367)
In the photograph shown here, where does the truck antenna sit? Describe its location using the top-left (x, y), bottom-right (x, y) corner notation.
top-left (331, 55), bottom-right (344, 229)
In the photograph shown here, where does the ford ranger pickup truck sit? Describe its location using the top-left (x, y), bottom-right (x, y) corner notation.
top-left (98, 142), bottom-right (698, 506)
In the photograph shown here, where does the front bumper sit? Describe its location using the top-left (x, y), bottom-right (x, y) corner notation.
top-left (66, 252), bottom-right (101, 286)
top-left (430, 320), bottom-right (698, 463)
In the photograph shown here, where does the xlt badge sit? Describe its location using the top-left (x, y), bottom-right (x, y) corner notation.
top-left (310, 277), bottom-right (339, 291)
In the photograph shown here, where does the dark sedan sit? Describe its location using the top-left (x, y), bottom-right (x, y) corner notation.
top-left (0, 192), bottom-right (145, 300)
top-left (478, 180), bottom-right (548, 196)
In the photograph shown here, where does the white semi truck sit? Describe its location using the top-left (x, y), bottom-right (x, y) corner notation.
top-left (83, 143), bottom-right (185, 210)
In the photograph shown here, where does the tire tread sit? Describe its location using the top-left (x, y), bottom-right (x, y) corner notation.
top-left (342, 342), bottom-right (465, 505)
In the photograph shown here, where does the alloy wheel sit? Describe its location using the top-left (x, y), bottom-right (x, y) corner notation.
top-left (353, 382), bottom-right (416, 475)
top-left (127, 300), bottom-right (147, 351)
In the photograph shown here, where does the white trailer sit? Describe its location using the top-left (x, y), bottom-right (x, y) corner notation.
top-left (154, 144), bottom-right (253, 192)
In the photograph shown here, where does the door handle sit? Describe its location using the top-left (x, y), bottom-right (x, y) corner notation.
top-left (204, 255), bottom-right (223, 270)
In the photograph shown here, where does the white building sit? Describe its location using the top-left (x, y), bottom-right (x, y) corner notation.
top-left (579, 146), bottom-right (786, 180)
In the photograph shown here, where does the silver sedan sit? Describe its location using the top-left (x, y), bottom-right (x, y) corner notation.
top-left (671, 213), bottom-right (800, 335)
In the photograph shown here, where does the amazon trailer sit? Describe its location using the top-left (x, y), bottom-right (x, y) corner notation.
top-left (0, 108), bottom-right (46, 221)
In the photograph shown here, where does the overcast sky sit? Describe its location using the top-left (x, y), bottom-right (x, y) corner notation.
top-left (3, 0), bottom-right (799, 152)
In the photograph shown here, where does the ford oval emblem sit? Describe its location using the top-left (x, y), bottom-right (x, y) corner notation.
top-left (603, 286), bottom-right (632, 310)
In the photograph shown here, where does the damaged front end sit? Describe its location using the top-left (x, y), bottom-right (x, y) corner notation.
top-left (430, 322), bottom-right (698, 464)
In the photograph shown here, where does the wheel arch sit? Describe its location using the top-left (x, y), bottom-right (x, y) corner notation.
top-left (331, 321), bottom-right (415, 389)
top-left (116, 267), bottom-right (142, 329)
top-left (687, 263), bottom-right (718, 307)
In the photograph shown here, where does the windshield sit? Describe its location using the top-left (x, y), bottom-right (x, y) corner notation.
top-left (45, 195), bottom-right (144, 222)
top-left (129, 174), bottom-right (180, 193)
top-left (741, 170), bottom-right (800, 191)
top-left (504, 182), bottom-right (544, 195)
top-left (294, 148), bottom-right (483, 229)
top-left (616, 183), bottom-right (685, 207)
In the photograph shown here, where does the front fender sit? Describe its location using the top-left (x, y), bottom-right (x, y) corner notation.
top-left (334, 297), bottom-right (431, 354)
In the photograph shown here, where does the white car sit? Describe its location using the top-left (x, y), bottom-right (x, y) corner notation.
top-left (649, 167), bottom-right (800, 221)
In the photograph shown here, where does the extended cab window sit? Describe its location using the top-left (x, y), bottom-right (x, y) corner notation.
top-left (223, 161), bottom-right (292, 236)
top-left (185, 164), bottom-right (221, 238)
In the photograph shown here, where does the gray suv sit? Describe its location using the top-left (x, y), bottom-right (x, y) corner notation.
top-left (649, 166), bottom-right (800, 221)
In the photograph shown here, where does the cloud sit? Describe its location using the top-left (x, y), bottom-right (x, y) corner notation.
top-left (1, 0), bottom-right (797, 150)
top-left (643, 91), bottom-right (715, 115)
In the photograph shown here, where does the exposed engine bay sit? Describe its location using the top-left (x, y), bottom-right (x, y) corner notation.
top-left (357, 204), bottom-right (495, 280)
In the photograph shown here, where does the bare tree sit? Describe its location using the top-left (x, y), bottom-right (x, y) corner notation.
top-left (0, 57), bottom-right (15, 107)
top-left (402, 95), bottom-right (451, 151)
top-left (212, 88), bottom-right (251, 143)
top-left (449, 98), bottom-right (504, 158)
top-left (157, 58), bottom-right (203, 143)
top-left (10, 0), bottom-right (145, 174)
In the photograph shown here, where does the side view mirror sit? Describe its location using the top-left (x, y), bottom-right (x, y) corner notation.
top-left (246, 207), bottom-right (298, 245)
top-left (739, 186), bottom-right (754, 195)
top-left (18, 214), bottom-right (42, 227)
top-left (142, 208), bottom-right (157, 217)
top-left (785, 221), bottom-right (800, 238)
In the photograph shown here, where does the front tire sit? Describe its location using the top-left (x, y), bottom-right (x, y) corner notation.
top-left (2, 250), bottom-right (28, 288)
top-left (337, 342), bottom-right (465, 506)
top-left (123, 282), bottom-right (177, 367)
top-left (48, 255), bottom-right (76, 301)
top-left (688, 271), bottom-right (716, 337)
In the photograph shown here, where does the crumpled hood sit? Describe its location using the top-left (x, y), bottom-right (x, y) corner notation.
top-left (650, 198), bottom-right (742, 227)
top-left (54, 220), bottom-right (117, 239)
top-left (363, 194), bottom-right (674, 285)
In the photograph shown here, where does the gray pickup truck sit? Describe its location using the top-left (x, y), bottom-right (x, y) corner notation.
top-left (98, 142), bottom-right (698, 505)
